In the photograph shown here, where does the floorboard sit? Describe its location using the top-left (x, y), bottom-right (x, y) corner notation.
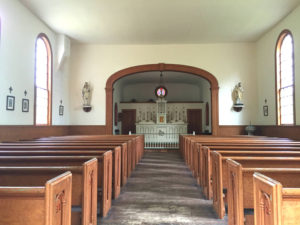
top-left (100, 152), bottom-right (228, 225)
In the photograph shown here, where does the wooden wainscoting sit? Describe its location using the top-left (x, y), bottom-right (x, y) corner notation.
top-left (256, 125), bottom-right (300, 140)
top-left (218, 125), bottom-right (247, 136)
top-left (0, 125), bottom-right (107, 142)
top-left (0, 125), bottom-right (70, 142)
top-left (68, 125), bottom-right (107, 135)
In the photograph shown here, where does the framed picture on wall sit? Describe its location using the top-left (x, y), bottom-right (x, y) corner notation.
top-left (6, 95), bottom-right (15, 111)
top-left (263, 105), bottom-right (268, 116)
top-left (59, 105), bottom-right (64, 116)
top-left (22, 98), bottom-right (29, 112)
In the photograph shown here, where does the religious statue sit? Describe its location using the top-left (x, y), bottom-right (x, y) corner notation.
top-left (82, 82), bottom-right (91, 106)
top-left (232, 82), bottom-right (244, 105)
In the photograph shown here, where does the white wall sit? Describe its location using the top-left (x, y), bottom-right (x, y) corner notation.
top-left (0, 0), bottom-right (70, 125)
top-left (121, 83), bottom-right (202, 102)
top-left (255, 5), bottom-right (300, 125)
top-left (69, 43), bottom-right (256, 126)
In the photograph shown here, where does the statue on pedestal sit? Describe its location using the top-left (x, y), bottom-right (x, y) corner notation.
top-left (232, 82), bottom-right (244, 105)
top-left (82, 82), bottom-right (92, 112)
top-left (82, 82), bottom-right (91, 106)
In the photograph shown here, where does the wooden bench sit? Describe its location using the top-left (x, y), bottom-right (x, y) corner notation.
top-left (181, 135), bottom-right (295, 163)
top-left (183, 137), bottom-right (299, 170)
top-left (253, 172), bottom-right (300, 225)
top-left (226, 158), bottom-right (300, 225)
top-left (0, 144), bottom-right (124, 191)
top-left (185, 140), bottom-right (300, 182)
top-left (210, 152), bottom-right (300, 219)
top-left (0, 158), bottom-right (97, 225)
top-left (15, 138), bottom-right (138, 179)
top-left (24, 140), bottom-right (136, 173)
top-left (0, 149), bottom-right (120, 199)
top-left (0, 154), bottom-right (112, 219)
top-left (201, 146), bottom-right (300, 199)
top-left (0, 171), bottom-right (72, 225)
top-left (30, 134), bottom-right (144, 165)
top-left (0, 143), bottom-right (128, 185)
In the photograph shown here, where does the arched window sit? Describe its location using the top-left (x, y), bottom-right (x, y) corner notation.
top-left (34, 34), bottom-right (52, 125)
top-left (276, 30), bottom-right (295, 125)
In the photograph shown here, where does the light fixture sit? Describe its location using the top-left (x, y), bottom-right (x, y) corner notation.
top-left (155, 71), bottom-right (168, 98)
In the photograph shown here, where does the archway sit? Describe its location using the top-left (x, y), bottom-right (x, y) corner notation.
top-left (105, 63), bottom-right (219, 135)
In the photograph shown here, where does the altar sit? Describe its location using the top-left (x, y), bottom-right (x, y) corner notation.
top-left (135, 97), bottom-right (188, 149)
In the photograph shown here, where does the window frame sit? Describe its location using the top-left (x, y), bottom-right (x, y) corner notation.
top-left (275, 29), bottom-right (295, 126)
top-left (34, 33), bottom-right (53, 126)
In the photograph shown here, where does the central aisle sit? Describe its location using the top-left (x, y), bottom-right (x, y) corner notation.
top-left (101, 151), bottom-right (228, 225)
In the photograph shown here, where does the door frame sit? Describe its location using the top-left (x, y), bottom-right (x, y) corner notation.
top-left (106, 63), bottom-right (219, 135)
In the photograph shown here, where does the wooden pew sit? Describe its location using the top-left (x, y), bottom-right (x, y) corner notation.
top-left (0, 171), bottom-right (72, 225)
top-left (0, 144), bottom-right (125, 189)
top-left (30, 134), bottom-right (144, 164)
top-left (0, 149), bottom-right (121, 197)
top-left (226, 158), bottom-right (300, 225)
top-left (201, 146), bottom-right (300, 199)
top-left (183, 137), bottom-right (299, 170)
top-left (0, 159), bottom-right (97, 225)
top-left (26, 134), bottom-right (145, 169)
top-left (0, 154), bottom-right (112, 219)
top-left (181, 135), bottom-right (295, 163)
top-left (0, 143), bottom-right (128, 185)
top-left (210, 153), bottom-right (300, 219)
top-left (28, 140), bottom-right (135, 174)
top-left (253, 172), bottom-right (300, 225)
top-left (188, 142), bottom-right (300, 182)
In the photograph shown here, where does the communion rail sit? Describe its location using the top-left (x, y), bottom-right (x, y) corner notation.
top-left (135, 132), bottom-right (189, 149)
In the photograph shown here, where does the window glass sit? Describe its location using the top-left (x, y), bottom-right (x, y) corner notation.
top-left (35, 34), bottom-right (52, 125)
top-left (276, 31), bottom-right (294, 125)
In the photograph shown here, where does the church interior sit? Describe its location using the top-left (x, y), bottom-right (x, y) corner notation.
top-left (1, 0), bottom-right (300, 224)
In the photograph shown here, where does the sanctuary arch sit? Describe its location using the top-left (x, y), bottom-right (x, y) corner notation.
top-left (105, 63), bottom-right (219, 135)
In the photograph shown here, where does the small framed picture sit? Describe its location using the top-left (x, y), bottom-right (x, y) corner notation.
top-left (59, 105), bottom-right (64, 116)
top-left (6, 95), bottom-right (15, 111)
top-left (263, 105), bottom-right (268, 116)
top-left (22, 99), bottom-right (29, 112)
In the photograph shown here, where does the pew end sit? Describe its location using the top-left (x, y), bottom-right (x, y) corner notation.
top-left (211, 151), bottom-right (225, 219)
top-left (101, 150), bottom-right (113, 217)
top-left (82, 158), bottom-right (98, 225)
top-left (46, 171), bottom-right (73, 225)
top-left (254, 172), bottom-right (300, 225)
top-left (253, 172), bottom-right (282, 225)
top-left (227, 159), bottom-right (244, 225)
top-left (201, 146), bottom-right (211, 199)
top-left (0, 171), bottom-right (72, 225)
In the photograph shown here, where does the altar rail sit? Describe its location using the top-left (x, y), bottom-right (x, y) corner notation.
top-left (134, 133), bottom-right (189, 149)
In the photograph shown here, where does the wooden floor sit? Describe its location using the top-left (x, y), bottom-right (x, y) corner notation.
top-left (100, 152), bottom-right (228, 225)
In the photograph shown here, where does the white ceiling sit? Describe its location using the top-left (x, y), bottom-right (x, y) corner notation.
top-left (19, 0), bottom-right (300, 44)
